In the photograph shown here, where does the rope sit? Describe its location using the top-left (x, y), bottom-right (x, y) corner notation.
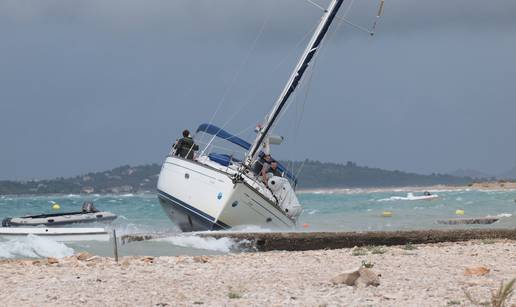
top-left (200, 11), bottom-right (271, 156)
top-left (200, 16), bottom-right (320, 157)
top-left (305, 0), bottom-right (326, 12)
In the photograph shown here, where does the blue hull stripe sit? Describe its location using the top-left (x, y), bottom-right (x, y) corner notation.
top-left (157, 189), bottom-right (230, 229)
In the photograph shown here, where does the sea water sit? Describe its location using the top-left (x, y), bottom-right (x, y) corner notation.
top-left (0, 189), bottom-right (515, 258)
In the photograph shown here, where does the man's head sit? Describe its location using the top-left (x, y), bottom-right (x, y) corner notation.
top-left (270, 161), bottom-right (278, 169)
top-left (263, 154), bottom-right (271, 162)
top-left (182, 130), bottom-right (190, 137)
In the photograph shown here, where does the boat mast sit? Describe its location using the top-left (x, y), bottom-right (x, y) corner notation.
top-left (245, 0), bottom-right (344, 166)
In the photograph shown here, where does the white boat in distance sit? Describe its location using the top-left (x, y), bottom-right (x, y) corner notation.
top-left (158, 0), bottom-right (346, 232)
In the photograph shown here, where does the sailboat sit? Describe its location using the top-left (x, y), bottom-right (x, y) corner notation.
top-left (157, 0), bottom-right (346, 232)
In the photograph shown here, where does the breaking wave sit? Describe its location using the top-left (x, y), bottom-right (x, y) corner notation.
top-left (158, 235), bottom-right (238, 253)
top-left (0, 235), bottom-right (74, 259)
top-left (378, 193), bottom-right (439, 202)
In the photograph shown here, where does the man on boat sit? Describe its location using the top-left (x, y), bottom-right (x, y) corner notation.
top-left (261, 160), bottom-right (282, 185)
top-left (174, 129), bottom-right (199, 160)
top-left (252, 154), bottom-right (272, 175)
top-left (82, 201), bottom-right (98, 213)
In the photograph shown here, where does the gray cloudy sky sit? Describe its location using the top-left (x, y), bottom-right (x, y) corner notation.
top-left (1, 0), bottom-right (515, 180)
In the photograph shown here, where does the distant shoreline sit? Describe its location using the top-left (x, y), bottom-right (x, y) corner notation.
top-left (1, 181), bottom-right (515, 197)
top-left (296, 181), bottom-right (516, 194)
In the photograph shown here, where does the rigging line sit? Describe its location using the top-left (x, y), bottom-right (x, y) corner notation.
top-left (288, 2), bottom-right (347, 176)
top-left (200, 11), bottom-right (271, 156)
top-left (281, 0), bottom-right (346, 135)
top-left (209, 20), bottom-right (320, 143)
top-left (305, 0), bottom-right (326, 12)
top-left (334, 15), bottom-right (372, 35)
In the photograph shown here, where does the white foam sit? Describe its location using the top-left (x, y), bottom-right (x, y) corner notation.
top-left (495, 213), bottom-right (513, 218)
top-left (378, 193), bottom-right (439, 202)
top-left (159, 235), bottom-right (236, 252)
top-left (0, 235), bottom-right (74, 259)
top-left (230, 225), bottom-right (273, 232)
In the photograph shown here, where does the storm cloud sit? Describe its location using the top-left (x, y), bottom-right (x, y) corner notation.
top-left (0, 0), bottom-right (515, 179)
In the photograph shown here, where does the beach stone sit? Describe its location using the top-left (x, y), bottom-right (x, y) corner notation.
top-left (76, 252), bottom-right (93, 261)
top-left (357, 268), bottom-right (380, 287)
top-left (142, 256), bottom-right (154, 264)
top-left (121, 259), bottom-right (131, 267)
top-left (193, 256), bottom-right (210, 263)
top-left (464, 266), bottom-right (490, 276)
top-left (330, 269), bottom-right (360, 286)
top-left (47, 257), bottom-right (59, 265)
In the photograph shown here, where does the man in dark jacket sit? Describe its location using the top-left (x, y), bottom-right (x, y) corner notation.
top-left (174, 130), bottom-right (199, 160)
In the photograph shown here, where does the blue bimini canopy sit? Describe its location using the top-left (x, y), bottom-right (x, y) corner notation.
top-left (196, 123), bottom-right (251, 150)
top-left (196, 123), bottom-right (297, 183)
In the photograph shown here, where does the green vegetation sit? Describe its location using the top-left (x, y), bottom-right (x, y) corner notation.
top-left (290, 160), bottom-right (474, 189)
top-left (361, 260), bottom-right (374, 268)
top-left (352, 247), bottom-right (368, 256)
top-left (367, 245), bottom-right (387, 255)
top-left (403, 243), bottom-right (418, 250)
top-left (227, 291), bottom-right (242, 299)
top-left (0, 160), bottom-right (476, 195)
top-left (352, 245), bottom-right (386, 257)
top-left (464, 278), bottom-right (515, 307)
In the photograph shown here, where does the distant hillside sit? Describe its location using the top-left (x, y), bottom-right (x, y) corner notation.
top-left (448, 168), bottom-right (492, 180)
top-left (0, 164), bottom-right (160, 195)
top-left (0, 161), bottom-right (475, 195)
top-left (290, 160), bottom-right (473, 189)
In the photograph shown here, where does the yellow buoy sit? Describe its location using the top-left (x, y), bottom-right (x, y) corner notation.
top-left (455, 209), bottom-right (464, 215)
top-left (51, 203), bottom-right (61, 210)
top-left (382, 211), bottom-right (393, 217)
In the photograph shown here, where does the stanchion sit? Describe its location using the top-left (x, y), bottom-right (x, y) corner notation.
top-left (112, 229), bottom-right (119, 263)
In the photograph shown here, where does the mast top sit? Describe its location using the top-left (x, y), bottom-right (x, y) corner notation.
top-left (245, 0), bottom-right (345, 166)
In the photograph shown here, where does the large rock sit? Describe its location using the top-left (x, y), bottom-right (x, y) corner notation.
top-left (193, 256), bottom-right (210, 263)
top-left (47, 257), bottom-right (59, 265)
top-left (76, 252), bottom-right (93, 261)
top-left (357, 268), bottom-right (380, 287)
top-left (330, 269), bottom-right (360, 286)
top-left (464, 266), bottom-right (490, 276)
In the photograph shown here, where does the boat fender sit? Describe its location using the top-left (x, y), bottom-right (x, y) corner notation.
top-left (2, 217), bottom-right (12, 227)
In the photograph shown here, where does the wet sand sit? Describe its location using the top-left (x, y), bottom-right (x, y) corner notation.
top-left (1, 240), bottom-right (515, 306)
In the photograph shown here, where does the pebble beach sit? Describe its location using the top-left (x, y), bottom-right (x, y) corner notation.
top-left (1, 240), bottom-right (515, 306)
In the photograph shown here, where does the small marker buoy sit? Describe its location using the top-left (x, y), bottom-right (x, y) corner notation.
top-left (455, 209), bottom-right (465, 215)
top-left (302, 223), bottom-right (309, 228)
top-left (52, 203), bottom-right (61, 210)
top-left (382, 211), bottom-right (393, 217)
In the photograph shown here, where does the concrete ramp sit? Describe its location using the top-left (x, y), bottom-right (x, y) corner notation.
top-left (121, 228), bottom-right (516, 252)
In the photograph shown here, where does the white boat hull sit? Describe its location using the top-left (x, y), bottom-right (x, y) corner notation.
top-left (0, 227), bottom-right (110, 242)
top-left (157, 156), bottom-right (296, 232)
